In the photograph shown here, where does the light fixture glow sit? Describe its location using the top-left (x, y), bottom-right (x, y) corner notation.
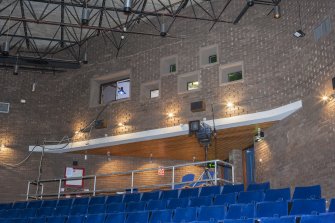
top-left (117, 87), bottom-right (126, 95)
top-left (167, 112), bottom-right (174, 118)
top-left (118, 122), bottom-right (125, 127)
top-left (322, 95), bottom-right (329, 101)
top-left (226, 102), bottom-right (234, 108)
top-left (0, 144), bottom-right (4, 149)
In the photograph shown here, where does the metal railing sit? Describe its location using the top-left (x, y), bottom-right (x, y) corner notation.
top-left (26, 159), bottom-right (235, 200)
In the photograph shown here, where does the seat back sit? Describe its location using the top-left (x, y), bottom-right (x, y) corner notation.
top-left (47, 216), bottom-right (67, 223)
top-left (125, 211), bottom-right (150, 223)
top-left (29, 217), bottom-right (46, 223)
top-left (214, 193), bottom-right (238, 206)
top-left (256, 201), bottom-right (288, 218)
top-left (141, 191), bottom-right (160, 201)
top-left (179, 187), bottom-right (199, 198)
top-left (73, 197), bottom-right (90, 206)
top-left (160, 189), bottom-right (179, 200)
top-left (225, 204), bottom-right (255, 219)
top-left (224, 219), bottom-right (254, 223)
top-left (264, 188), bottom-right (291, 202)
top-left (36, 207), bottom-right (54, 217)
top-left (247, 182), bottom-right (270, 191)
top-left (106, 195), bottom-right (123, 204)
top-left (87, 204), bottom-right (106, 215)
top-left (172, 207), bottom-right (197, 222)
top-left (329, 198), bottom-right (335, 212)
top-left (70, 205), bottom-right (88, 216)
top-left (260, 216), bottom-right (296, 223)
top-left (57, 199), bottom-right (73, 207)
top-left (89, 196), bottom-right (106, 206)
top-left (105, 213), bottom-right (126, 223)
top-left (300, 213), bottom-right (335, 223)
top-left (149, 210), bottom-right (173, 223)
top-left (123, 193), bottom-right (141, 203)
top-left (166, 198), bottom-right (189, 209)
top-left (197, 205), bottom-right (226, 221)
top-left (13, 201), bottom-right (28, 209)
top-left (292, 185), bottom-right (321, 200)
top-left (175, 174), bottom-right (195, 189)
top-left (19, 208), bottom-right (37, 218)
top-left (106, 203), bottom-right (125, 213)
top-left (27, 200), bottom-right (43, 209)
top-left (52, 206), bottom-right (71, 216)
top-left (237, 191), bottom-right (265, 204)
top-left (189, 196), bottom-right (212, 207)
top-left (199, 186), bottom-right (222, 197)
top-left (0, 203), bottom-right (13, 210)
top-left (222, 184), bottom-right (244, 194)
top-left (146, 200), bottom-right (167, 211)
top-left (67, 215), bottom-right (85, 223)
top-left (86, 214), bottom-right (106, 223)
top-left (126, 201), bottom-right (146, 212)
top-left (41, 200), bottom-right (58, 208)
top-left (289, 199), bottom-right (326, 215)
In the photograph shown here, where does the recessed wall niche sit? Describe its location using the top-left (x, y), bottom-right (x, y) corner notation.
top-left (219, 61), bottom-right (244, 85)
top-left (199, 44), bottom-right (219, 68)
top-left (140, 80), bottom-right (160, 101)
top-left (160, 55), bottom-right (178, 76)
top-left (177, 71), bottom-right (201, 94)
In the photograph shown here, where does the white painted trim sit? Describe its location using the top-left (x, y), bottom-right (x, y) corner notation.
top-left (29, 100), bottom-right (302, 153)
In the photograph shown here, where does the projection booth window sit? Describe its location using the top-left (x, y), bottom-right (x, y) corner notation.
top-left (100, 79), bottom-right (130, 104)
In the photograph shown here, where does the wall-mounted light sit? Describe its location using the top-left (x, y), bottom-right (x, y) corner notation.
top-left (254, 128), bottom-right (265, 142)
top-left (322, 94), bottom-right (335, 102)
top-left (118, 122), bottom-right (125, 127)
top-left (84, 151), bottom-right (88, 160)
top-left (167, 112), bottom-right (174, 118)
top-left (107, 151), bottom-right (111, 161)
top-left (149, 153), bottom-right (153, 163)
top-left (226, 102), bottom-right (234, 108)
top-left (0, 144), bottom-right (5, 150)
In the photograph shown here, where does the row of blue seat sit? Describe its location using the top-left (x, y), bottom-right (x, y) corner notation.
top-left (0, 199), bottom-right (332, 220)
top-left (1, 207), bottom-right (335, 223)
top-left (0, 184), bottom-right (322, 211)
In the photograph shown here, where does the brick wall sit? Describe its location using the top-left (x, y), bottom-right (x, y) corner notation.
top-left (0, 0), bottom-right (335, 201)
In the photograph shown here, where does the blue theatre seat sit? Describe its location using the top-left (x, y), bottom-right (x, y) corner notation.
top-left (87, 204), bottom-right (105, 214)
top-left (247, 182), bottom-right (270, 192)
top-left (167, 198), bottom-right (189, 209)
top-left (12, 202), bottom-right (28, 209)
top-left (73, 197), bottom-right (90, 206)
top-left (150, 209), bottom-right (173, 223)
top-left (126, 201), bottom-right (146, 212)
top-left (36, 207), bottom-right (54, 217)
top-left (214, 193), bottom-right (238, 206)
top-left (300, 213), bottom-right (335, 223)
top-left (237, 191), bottom-right (265, 204)
top-left (199, 186), bottom-right (222, 197)
top-left (146, 199), bottom-right (167, 210)
top-left (328, 198), bottom-right (335, 212)
top-left (67, 215), bottom-right (85, 223)
top-left (0, 203), bottom-right (12, 210)
top-left (259, 216), bottom-right (296, 223)
top-left (172, 207), bottom-right (197, 223)
top-left (47, 216), bottom-right (66, 223)
top-left (256, 201), bottom-right (288, 218)
top-left (41, 200), bottom-right (57, 208)
top-left (189, 196), bottom-right (212, 207)
top-left (57, 199), bottom-right (73, 207)
top-left (123, 193), bottom-right (141, 203)
top-left (179, 187), bottom-right (199, 198)
top-left (222, 219), bottom-right (254, 223)
top-left (106, 203), bottom-right (125, 213)
top-left (141, 191), bottom-right (160, 201)
top-left (160, 189), bottom-right (179, 200)
top-left (3, 218), bottom-right (28, 223)
top-left (105, 195), bottom-right (123, 204)
top-left (27, 201), bottom-right (43, 209)
top-left (225, 204), bottom-right (255, 219)
top-left (174, 174), bottom-right (195, 189)
top-left (86, 214), bottom-right (106, 223)
top-left (125, 211), bottom-right (150, 223)
top-left (105, 213), bottom-right (126, 223)
top-left (88, 196), bottom-right (106, 205)
top-left (264, 188), bottom-right (291, 202)
top-left (289, 199), bottom-right (326, 215)
top-left (52, 206), bottom-right (71, 216)
top-left (69, 205), bottom-right (88, 216)
top-left (28, 217), bottom-right (46, 223)
top-left (292, 185), bottom-right (321, 200)
top-left (19, 208), bottom-right (37, 218)
top-left (222, 184), bottom-right (244, 194)
top-left (197, 205), bottom-right (226, 222)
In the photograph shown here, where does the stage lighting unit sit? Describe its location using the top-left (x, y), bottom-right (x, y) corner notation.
top-left (196, 122), bottom-right (212, 146)
top-left (13, 64), bottom-right (19, 75)
top-left (81, 8), bottom-right (89, 25)
top-left (254, 128), bottom-right (265, 142)
top-left (83, 52), bottom-right (88, 64)
top-left (2, 41), bottom-right (9, 56)
top-left (293, 30), bottom-right (305, 38)
top-left (274, 5), bottom-right (281, 19)
top-left (124, 0), bottom-right (132, 12)
top-left (189, 120), bottom-right (200, 135)
top-left (160, 23), bottom-right (167, 37)
top-left (247, 0), bottom-right (254, 6)
top-left (117, 87), bottom-right (126, 95)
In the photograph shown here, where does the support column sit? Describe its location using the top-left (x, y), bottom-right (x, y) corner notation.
top-left (229, 149), bottom-right (243, 184)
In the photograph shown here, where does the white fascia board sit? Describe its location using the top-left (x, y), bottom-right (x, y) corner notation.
top-left (29, 100), bottom-right (302, 153)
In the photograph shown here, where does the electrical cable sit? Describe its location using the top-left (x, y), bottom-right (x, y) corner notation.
top-left (0, 145), bottom-right (39, 168)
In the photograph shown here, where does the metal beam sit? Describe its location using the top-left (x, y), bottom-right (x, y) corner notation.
top-left (1, 33), bottom-right (77, 44)
top-left (19, 0), bottom-right (30, 49)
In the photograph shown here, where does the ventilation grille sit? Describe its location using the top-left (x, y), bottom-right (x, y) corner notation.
top-left (314, 17), bottom-right (332, 41)
top-left (0, 102), bottom-right (10, 113)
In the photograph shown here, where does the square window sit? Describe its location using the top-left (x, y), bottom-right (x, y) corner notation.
top-left (208, 55), bottom-right (217, 64)
top-left (228, 71), bottom-right (243, 82)
top-left (187, 81), bottom-right (199, 91)
top-left (150, 89), bottom-right (159, 98)
top-left (170, 64), bottom-right (176, 73)
top-left (100, 78), bottom-right (130, 104)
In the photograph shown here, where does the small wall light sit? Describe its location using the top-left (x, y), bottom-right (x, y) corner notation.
top-left (118, 122), bottom-right (125, 127)
top-left (322, 94), bottom-right (335, 102)
top-left (167, 112), bottom-right (174, 118)
top-left (0, 144), bottom-right (5, 150)
top-left (226, 102), bottom-right (234, 108)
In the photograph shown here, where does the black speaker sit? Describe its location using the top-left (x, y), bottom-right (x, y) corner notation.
top-left (332, 77), bottom-right (335, 90)
top-left (191, 101), bottom-right (206, 112)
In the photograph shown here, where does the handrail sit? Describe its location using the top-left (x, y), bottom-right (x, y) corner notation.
top-left (26, 159), bottom-right (234, 200)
